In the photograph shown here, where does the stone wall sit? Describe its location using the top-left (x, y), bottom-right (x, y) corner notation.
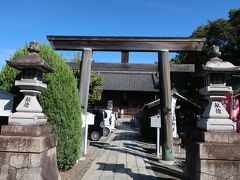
top-left (0, 125), bottom-right (60, 180)
top-left (184, 130), bottom-right (240, 179)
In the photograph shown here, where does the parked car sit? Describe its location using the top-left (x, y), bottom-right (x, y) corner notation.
top-left (103, 110), bottom-right (115, 136)
top-left (112, 112), bottom-right (118, 127)
top-left (88, 109), bottom-right (106, 141)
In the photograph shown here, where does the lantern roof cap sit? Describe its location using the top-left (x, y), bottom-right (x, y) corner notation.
top-left (202, 45), bottom-right (240, 72)
top-left (6, 41), bottom-right (53, 73)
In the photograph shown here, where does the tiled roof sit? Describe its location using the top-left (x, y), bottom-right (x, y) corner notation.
top-left (100, 72), bottom-right (158, 92)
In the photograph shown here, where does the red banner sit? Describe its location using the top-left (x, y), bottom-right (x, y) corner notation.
top-left (221, 92), bottom-right (240, 132)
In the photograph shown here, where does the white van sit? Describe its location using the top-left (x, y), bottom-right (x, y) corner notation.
top-left (103, 110), bottom-right (115, 136)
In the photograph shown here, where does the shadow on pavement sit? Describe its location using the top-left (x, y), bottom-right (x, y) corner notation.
top-left (96, 162), bottom-right (157, 180)
top-left (146, 161), bottom-right (183, 179)
top-left (89, 120), bottom-right (183, 180)
top-left (90, 137), bottom-right (183, 179)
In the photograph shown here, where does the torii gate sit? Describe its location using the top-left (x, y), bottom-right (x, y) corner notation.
top-left (47, 35), bottom-right (205, 161)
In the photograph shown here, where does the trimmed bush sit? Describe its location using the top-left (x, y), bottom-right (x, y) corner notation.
top-left (0, 44), bottom-right (82, 171)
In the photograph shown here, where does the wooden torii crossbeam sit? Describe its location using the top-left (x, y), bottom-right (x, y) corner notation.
top-left (48, 35), bottom-right (204, 51)
top-left (47, 35), bottom-right (205, 161)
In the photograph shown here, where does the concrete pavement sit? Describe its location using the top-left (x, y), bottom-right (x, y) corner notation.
top-left (82, 118), bottom-right (157, 180)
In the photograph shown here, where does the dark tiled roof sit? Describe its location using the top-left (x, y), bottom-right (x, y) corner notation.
top-left (100, 72), bottom-right (158, 92)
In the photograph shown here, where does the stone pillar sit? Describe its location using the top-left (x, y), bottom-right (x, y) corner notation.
top-left (158, 50), bottom-right (174, 161)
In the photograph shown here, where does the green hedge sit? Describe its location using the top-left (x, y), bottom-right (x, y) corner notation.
top-left (0, 44), bottom-right (82, 171)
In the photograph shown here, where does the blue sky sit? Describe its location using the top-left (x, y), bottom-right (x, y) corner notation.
top-left (0, 0), bottom-right (239, 69)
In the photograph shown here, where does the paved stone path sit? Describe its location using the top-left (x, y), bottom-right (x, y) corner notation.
top-left (82, 119), bottom-right (157, 180)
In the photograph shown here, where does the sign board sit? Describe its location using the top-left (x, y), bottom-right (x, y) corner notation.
top-left (150, 114), bottom-right (161, 158)
top-left (86, 112), bottom-right (95, 125)
top-left (81, 112), bottom-right (95, 127)
top-left (150, 115), bottom-right (161, 128)
top-left (171, 97), bottom-right (178, 138)
top-left (0, 91), bottom-right (14, 116)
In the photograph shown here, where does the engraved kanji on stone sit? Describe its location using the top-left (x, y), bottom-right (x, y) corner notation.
top-left (214, 103), bottom-right (220, 108)
top-left (215, 108), bottom-right (222, 114)
top-left (24, 97), bottom-right (31, 108)
top-left (214, 103), bottom-right (222, 114)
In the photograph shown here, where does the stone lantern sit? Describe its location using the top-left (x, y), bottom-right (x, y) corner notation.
top-left (6, 41), bottom-right (53, 125)
top-left (197, 45), bottom-right (240, 131)
top-left (0, 42), bottom-right (60, 180)
top-left (184, 45), bottom-right (240, 179)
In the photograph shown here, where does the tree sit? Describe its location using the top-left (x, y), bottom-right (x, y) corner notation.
top-left (0, 44), bottom-right (82, 171)
top-left (89, 71), bottom-right (103, 103)
top-left (171, 8), bottom-right (240, 102)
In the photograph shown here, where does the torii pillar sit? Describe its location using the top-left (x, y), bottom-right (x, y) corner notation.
top-left (158, 50), bottom-right (174, 161)
top-left (79, 48), bottom-right (92, 156)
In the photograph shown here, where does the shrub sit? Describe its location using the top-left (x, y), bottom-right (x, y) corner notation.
top-left (0, 44), bottom-right (82, 171)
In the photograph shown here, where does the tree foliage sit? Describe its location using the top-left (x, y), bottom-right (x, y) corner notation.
top-left (172, 8), bottom-right (240, 102)
top-left (89, 71), bottom-right (103, 103)
top-left (0, 44), bottom-right (82, 171)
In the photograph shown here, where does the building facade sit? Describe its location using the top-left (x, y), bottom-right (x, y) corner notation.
top-left (95, 71), bottom-right (159, 115)
top-left (68, 62), bottom-right (159, 115)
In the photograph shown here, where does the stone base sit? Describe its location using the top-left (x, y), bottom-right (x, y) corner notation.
top-left (184, 130), bottom-right (240, 179)
top-left (0, 125), bottom-right (60, 180)
top-left (197, 118), bottom-right (236, 131)
top-left (185, 159), bottom-right (240, 179)
top-left (173, 138), bottom-right (185, 159)
top-left (159, 138), bottom-right (186, 159)
top-left (159, 159), bottom-right (174, 165)
top-left (8, 112), bottom-right (47, 125)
